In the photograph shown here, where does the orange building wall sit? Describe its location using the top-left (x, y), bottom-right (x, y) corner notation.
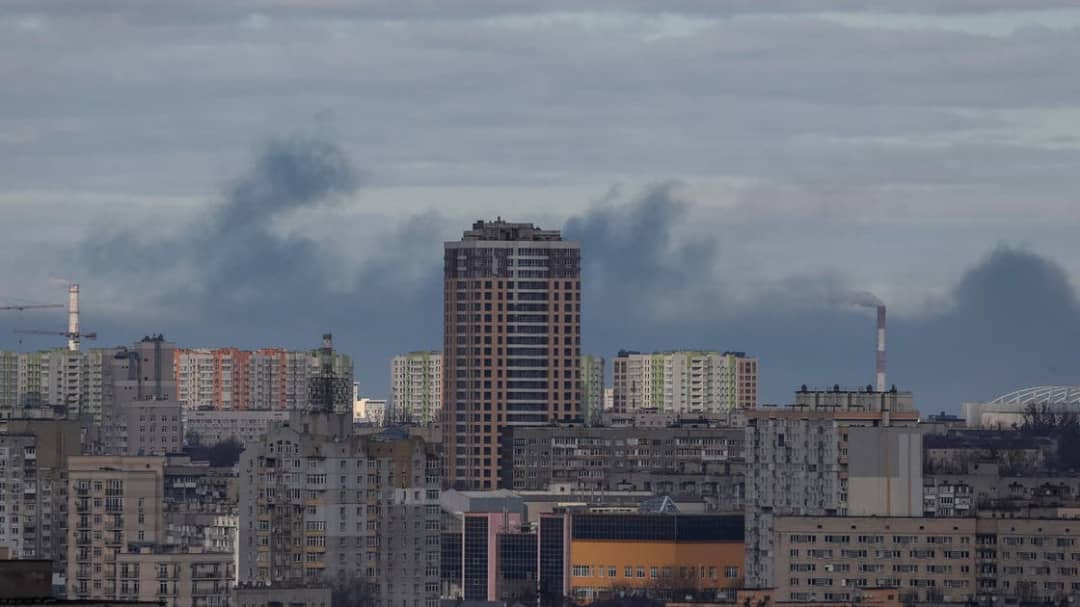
top-left (569, 539), bottom-right (745, 592)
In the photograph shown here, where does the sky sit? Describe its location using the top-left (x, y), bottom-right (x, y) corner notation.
top-left (3, 1), bottom-right (1080, 409)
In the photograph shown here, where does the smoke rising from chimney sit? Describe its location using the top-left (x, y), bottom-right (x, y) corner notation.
top-left (846, 290), bottom-right (883, 308)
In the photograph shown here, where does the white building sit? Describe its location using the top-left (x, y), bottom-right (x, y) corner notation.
top-left (390, 351), bottom-right (442, 425)
top-left (612, 350), bottom-right (757, 414)
top-left (580, 355), bottom-right (604, 424)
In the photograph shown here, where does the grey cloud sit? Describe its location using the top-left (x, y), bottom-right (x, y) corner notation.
top-left (569, 189), bottom-right (1080, 408)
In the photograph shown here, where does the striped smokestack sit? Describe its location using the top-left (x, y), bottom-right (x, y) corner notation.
top-left (67, 283), bottom-right (80, 353)
top-left (876, 304), bottom-right (886, 392)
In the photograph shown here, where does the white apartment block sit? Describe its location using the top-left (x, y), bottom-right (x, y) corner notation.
top-left (390, 351), bottom-right (442, 425)
top-left (612, 350), bottom-right (757, 414)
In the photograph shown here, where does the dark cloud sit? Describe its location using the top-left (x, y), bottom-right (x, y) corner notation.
top-left (12, 137), bottom-right (1080, 410)
top-left (570, 189), bottom-right (1080, 409)
top-left (74, 136), bottom-right (445, 392)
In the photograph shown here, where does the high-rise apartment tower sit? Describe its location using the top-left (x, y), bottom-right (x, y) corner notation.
top-left (443, 219), bottom-right (581, 489)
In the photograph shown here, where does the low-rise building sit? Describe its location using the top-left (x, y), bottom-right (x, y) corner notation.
top-left (502, 424), bottom-right (745, 513)
top-left (232, 584), bottom-right (332, 607)
top-left (772, 514), bottom-right (1080, 604)
top-left (185, 409), bottom-right (289, 447)
top-left (115, 546), bottom-right (234, 607)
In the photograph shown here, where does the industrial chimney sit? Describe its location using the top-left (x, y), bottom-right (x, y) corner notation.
top-left (876, 304), bottom-right (886, 392)
top-left (68, 283), bottom-right (80, 352)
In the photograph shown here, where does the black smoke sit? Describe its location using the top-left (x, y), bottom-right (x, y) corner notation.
top-left (57, 137), bottom-right (1080, 408)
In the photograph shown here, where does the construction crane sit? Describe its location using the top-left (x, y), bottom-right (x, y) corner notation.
top-left (11, 284), bottom-right (94, 352)
top-left (14, 329), bottom-right (97, 342)
top-left (0, 304), bottom-right (64, 312)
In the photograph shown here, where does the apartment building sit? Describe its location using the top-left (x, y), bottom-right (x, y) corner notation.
top-left (744, 407), bottom-right (922, 588)
top-left (0, 348), bottom-right (102, 419)
top-left (580, 355), bottom-right (605, 425)
top-left (0, 418), bottom-right (82, 582)
top-left (238, 412), bottom-right (441, 607)
top-left (443, 219), bottom-right (582, 490)
top-left (115, 547), bottom-right (234, 607)
top-left (773, 515), bottom-right (1080, 604)
top-left (185, 408), bottom-right (289, 447)
top-left (502, 424), bottom-right (745, 512)
top-left (102, 400), bottom-right (184, 456)
top-left (175, 346), bottom-right (352, 412)
top-left (391, 351), bottom-right (443, 425)
top-left (66, 456), bottom-right (167, 599)
top-left (613, 351), bottom-right (757, 415)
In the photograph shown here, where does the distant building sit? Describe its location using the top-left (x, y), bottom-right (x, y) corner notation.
top-left (184, 408), bottom-right (289, 447)
top-left (580, 356), bottom-right (605, 425)
top-left (793, 384), bottom-right (914, 414)
top-left (391, 351), bottom-right (443, 425)
top-left (443, 219), bottom-right (582, 490)
top-left (613, 351), bottom-right (757, 415)
top-left (0, 418), bottom-right (82, 577)
top-left (602, 388), bottom-right (613, 412)
top-left (962, 386), bottom-right (1080, 428)
top-left (232, 584), bottom-right (332, 607)
top-left (238, 412), bottom-right (441, 607)
top-left (104, 400), bottom-right (184, 456)
top-left (174, 343), bottom-right (352, 412)
top-left (744, 406), bottom-right (922, 588)
top-left (354, 398), bottom-right (387, 425)
top-left (65, 456), bottom-right (167, 599)
top-left (772, 514), bottom-right (1080, 604)
top-left (439, 491), bottom-right (744, 604)
top-left (501, 424), bottom-right (745, 512)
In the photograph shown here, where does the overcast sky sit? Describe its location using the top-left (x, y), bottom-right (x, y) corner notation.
top-left (3, 2), bottom-right (1080, 408)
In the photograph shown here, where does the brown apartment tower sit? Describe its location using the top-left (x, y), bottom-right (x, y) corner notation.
top-left (443, 219), bottom-right (582, 489)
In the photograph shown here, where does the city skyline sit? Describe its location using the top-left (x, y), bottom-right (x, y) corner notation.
top-left (4, 3), bottom-right (1080, 408)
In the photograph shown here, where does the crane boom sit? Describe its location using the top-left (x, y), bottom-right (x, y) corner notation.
top-left (14, 329), bottom-right (97, 340)
top-left (0, 304), bottom-right (64, 311)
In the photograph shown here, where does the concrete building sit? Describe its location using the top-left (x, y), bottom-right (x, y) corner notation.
top-left (238, 412), bottom-right (441, 607)
top-left (354, 398), bottom-right (387, 425)
top-left (185, 408), bottom-right (289, 447)
top-left (66, 455), bottom-right (236, 605)
top-left (613, 351), bottom-right (757, 415)
top-left (233, 584), bottom-right (332, 607)
top-left (174, 345), bottom-right (352, 412)
top-left (744, 407), bottom-right (922, 588)
top-left (0, 418), bottom-right (83, 583)
top-left (103, 400), bottom-right (184, 456)
top-left (793, 385), bottom-right (914, 414)
top-left (580, 355), bottom-right (604, 425)
top-left (115, 547), bottom-right (234, 607)
top-left (565, 513), bottom-right (745, 603)
top-left (109, 336), bottom-right (177, 404)
top-left (65, 456), bottom-right (167, 599)
top-left (602, 388), bottom-right (613, 412)
top-left (502, 424), bottom-right (745, 512)
top-left (0, 348), bottom-right (101, 419)
top-left (443, 219), bottom-right (582, 490)
top-left (391, 351), bottom-right (443, 426)
top-left (772, 514), bottom-right (1080, 604)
